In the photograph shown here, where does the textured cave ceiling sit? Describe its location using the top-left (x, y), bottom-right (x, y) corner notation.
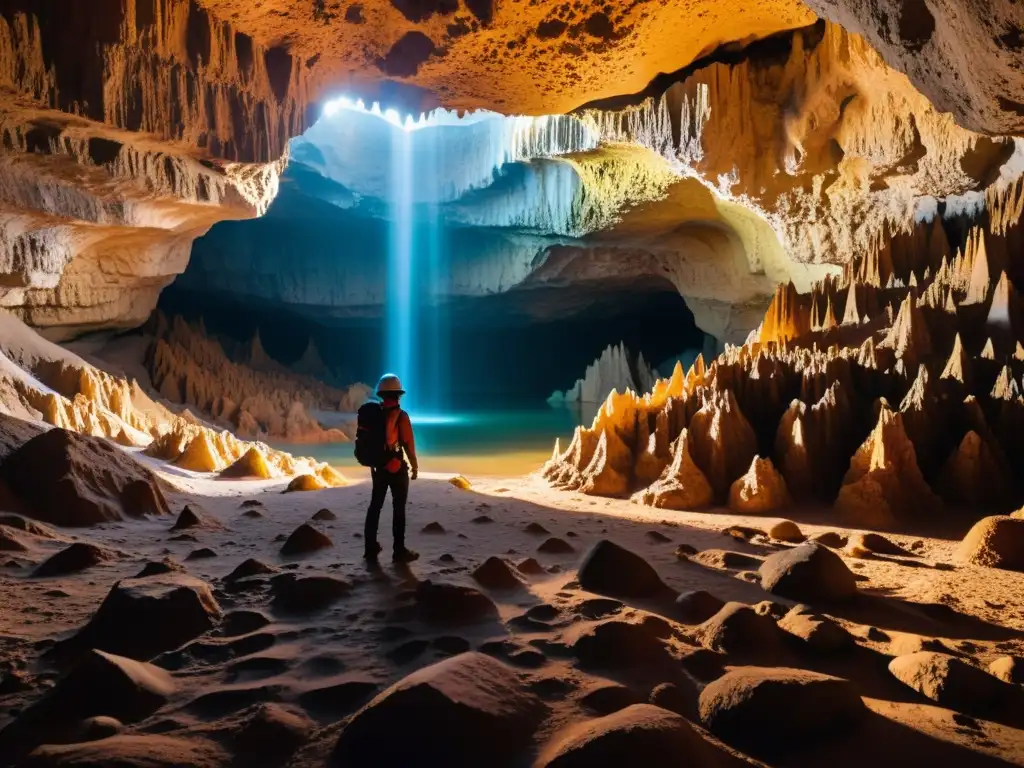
top-left (0, 0), bottom-right (1022, 341)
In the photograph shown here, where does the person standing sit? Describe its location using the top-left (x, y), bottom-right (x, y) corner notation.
top-left (361, 374), bottom-right (419, 563)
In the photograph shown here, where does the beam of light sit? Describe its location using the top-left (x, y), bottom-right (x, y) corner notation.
top-left (387, 124), bottom-right (416, 409)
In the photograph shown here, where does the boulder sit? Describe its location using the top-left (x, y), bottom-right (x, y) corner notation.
top-left (809, 531), bottom-right (847, 548)
top-left (778, 606), bottom-right (854, 653)
top-left (0, 526), bottom-right (30, 551)
top-left (0, 650), bottom-right (173, 756)
top-left (845, 532), bottom-right (908, 556)
top-left (415, 581), bottom-right (499, 624)
top-left (135, 559), bottom-right (185, 578)
top-left (60, 574), bottom-right (221, 660)
top-left (232, 703), bottom-right (313, 766)
top-left (219, 447), bottom-right (275, 479)
top-left (989, 656), bottom-right (1024, 684)
top-left (954, 515), bottom-right (1024, 571)
top-left (185, 547), bottom-right (217, 560)
top-left (280, 523), bottom-right (333, 556)
top-left (577, 540), bottom-right (669, 599)
top-left (579, 683), bottom-right (641, 715)
top-left (889, 652), bottom-right (1011, 714)
top-left (695, 603), bottom-right (782, 655)
top-left (727, 456), bottom-right (791, 514)
top-left (768, 520), bottom-right (804, 542)
top-left (332, 653), bottom-right (544, 767)
top-left (225, 559), bottom-right (279, 581)
top-left (699, 667), bottom-right (865, 751)
top-left (515, 558), bottom-right (545, 576)
top-left (32, 543), bottom-right (114, 577)
top-left (449, 475), bottom-right (472, 490)
top-left (538, 537), bottom-right (575, 555)
top-left (758, 543), bottom-right (857, 602)
top-left (0, 428), bottom-right (169, 526)
top-left (284, 474), bottom-right (325, 492)
top-left (469, 556), bottom-right (522, 588)
top-left (312, 508), bottom-right (337, 521)
top-left (170, 505), bottom-right (223, 531)
top-left (674, 590), bottom-right (725, 624)
top-left (648, 681), bottom-right (698, 720)
top-left (536, 704), bottom-right (737, 768)
top-left (270, 575), bottom-right (349, 613)
top-left (0, 514), bottom-right (59, 538)
top-left (567, 620), bottom-right (674, 670)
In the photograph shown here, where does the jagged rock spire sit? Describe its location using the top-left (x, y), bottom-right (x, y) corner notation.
top-left (940, 333), bottom-right (971, 385)
top-left (880, 293), bottom-right (931, 366)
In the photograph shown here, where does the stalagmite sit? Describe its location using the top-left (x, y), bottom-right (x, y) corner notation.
top-left (727, 456), bottom-right (791, 514)
top-left (940, 334), bottom-right (971, 387)
top-left (687, 389), bottom-right (758, 501)
top-left (835, 404), bottom-right (940, 530)
top-left (633, 430), bottom-right (713, 510)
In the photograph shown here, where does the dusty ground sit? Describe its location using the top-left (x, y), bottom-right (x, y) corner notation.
top-left (1, 463), bottom-right (1023, 767)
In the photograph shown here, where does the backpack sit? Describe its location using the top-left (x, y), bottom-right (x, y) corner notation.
top-left (354, 401), bottom-right (395, 468)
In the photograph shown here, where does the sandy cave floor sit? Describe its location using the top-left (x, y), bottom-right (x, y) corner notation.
top-left (2, 465), bottom-right (1024, 766)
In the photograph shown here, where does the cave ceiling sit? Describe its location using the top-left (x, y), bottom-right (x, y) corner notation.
top-left (0, 0), bottom-right (1022, 340)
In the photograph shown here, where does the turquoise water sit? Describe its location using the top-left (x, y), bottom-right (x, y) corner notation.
top-left (283, 407), bottom-right (588, 477)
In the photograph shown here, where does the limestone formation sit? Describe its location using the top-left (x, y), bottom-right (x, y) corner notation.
top-left (727, 456), bottom-right (791, 514)
top-left (889, 652), bottom-right (1011, 714)
top-left (632, 431), bottom-right (713, 511)
top-left (147, 315), bottom-right (367, 444)
top-left (548, 342), bottom-right (656, 405)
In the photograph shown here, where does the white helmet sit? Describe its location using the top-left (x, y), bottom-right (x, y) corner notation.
top-left (376, 373), bottom-right (405, 396)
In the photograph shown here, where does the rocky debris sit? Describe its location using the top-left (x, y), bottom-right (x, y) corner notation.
top-left (579, 683), bottom-right (642, 715)
top-left (525, 522), bottom-right (551, 534)
top-left (284, 473), bottom-right (327, 492)
top-left (312, 508), bottom-right (337, 521)
top-left (674, 543), bottom-right (698, 558)
top-left (135, 559), bottom-right (186, 578)
top-left (723, 525), bottom-right (765, 541)
top-left (231, 703), bottom-right (314, 766)
top-left (889, 652), bottom-right (1012, 714)
top-left (242, 508), bottom-right (265, 519)
top-left (280, 523), bottom-right (333, 556)
top-left (221, 610), bottom-right (271, 637)
top-left (185, 547), bottom-right (217, 560)
top-left (768, 520), bottom-right (804, 542)
top-left (332, 653), bottom-right (544, 767)
top-left (270, 575), bottom-right (349, 613)
top-left (568, 620), bottom-right (675, 669)
top-left (675, 591), bottom-right (726, 624)
top-left (989, 656), bottom-right (1024, 684)
top-left (778, 606), bottom-right (854, 652)
top-left (632, 430), bottom-right (714, 510)
top-left (538, 537), bottom-right (575, 555)
top-left (449, 475), bottom-right (472, 490)
top-left (646, 530), bottom-right (672, 543)
top-left (472, 557), bottom-right (525, 590)
top-left (699, 667), bottom-right (865, 751)
top-left (536, 703), bottom-right (738, 768)
top-left (759, 543), bottom-right (857, 602)
top-left (955, 515), bottom-right (1024, 571)
top-left (415, 581), bottom-right (499, 624)
top-left (695, 603), bottom-right (782, 655)
top-left (887, 633), bottom-right (952, 656)
top-left (219, 447), bottom-right (276, 479)
top-left (171, 505), bottom-right (223, 531)
top-left (0, 428), bottom-right (169, 526)
top-left (32, 542), bottom-right (115, 577)
top-left (421, 522), bottom-right (445, 533)
top-left (845, 532), bottom-right (908, 556)
top-left (471, 515), bottom-right (494, 524)
top-left (577, 540), bottom-right (669, 599)
top-left (728, 456), bottom-right (790, 513)
top-left (225, 559), bottom-right (279, 581)
top-left (59, 574), bottom-right (221, 660)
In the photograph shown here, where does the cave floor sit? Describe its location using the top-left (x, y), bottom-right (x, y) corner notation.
top-left (2, 468), bottom-right (1023, 766)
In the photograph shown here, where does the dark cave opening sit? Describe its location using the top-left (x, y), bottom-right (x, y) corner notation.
top-left (157, 282), bottom-right (704, 407)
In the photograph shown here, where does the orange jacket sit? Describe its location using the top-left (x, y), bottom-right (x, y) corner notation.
top-left (384, 407), bottom-right (417, 473)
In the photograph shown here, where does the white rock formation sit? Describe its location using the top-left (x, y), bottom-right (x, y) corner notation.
top-left (549, 343), bottom-right (656, 405)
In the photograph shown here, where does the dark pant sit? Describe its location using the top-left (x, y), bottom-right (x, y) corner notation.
top-left (365, 466), bottom-right (410, 552)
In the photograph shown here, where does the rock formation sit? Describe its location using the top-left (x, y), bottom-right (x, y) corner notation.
top-left (146, 314), bottom-right (368, 443)
top-left (545, 216), bottom-right (1024, 530)
top-left (548, 342), bottom-right (656, 406)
